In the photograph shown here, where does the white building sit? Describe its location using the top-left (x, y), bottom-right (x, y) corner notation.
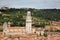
top-left (26, 11), bottom-right (32, 34)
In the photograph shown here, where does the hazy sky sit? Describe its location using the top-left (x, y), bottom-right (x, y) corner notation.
top-left (0, 0), bottom-right (60, 9)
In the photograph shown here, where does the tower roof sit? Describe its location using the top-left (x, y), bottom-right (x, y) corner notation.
top-left (27, 11), bottom-right (31, 16)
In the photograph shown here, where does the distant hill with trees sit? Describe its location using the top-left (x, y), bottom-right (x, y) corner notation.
top-left (0, 7), bottom-right (60, 28)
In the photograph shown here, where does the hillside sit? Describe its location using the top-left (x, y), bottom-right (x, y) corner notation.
top-left (0, 8), bottom-right (60, 28)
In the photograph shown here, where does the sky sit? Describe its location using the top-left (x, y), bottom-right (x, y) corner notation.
top-left (0, 0), bottom-right (60, 9)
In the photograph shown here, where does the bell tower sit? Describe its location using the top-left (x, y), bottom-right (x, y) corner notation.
top-left (26, 11), bottom-right (32, 34)
top-left (3, 22), bottom-right (8, 34)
